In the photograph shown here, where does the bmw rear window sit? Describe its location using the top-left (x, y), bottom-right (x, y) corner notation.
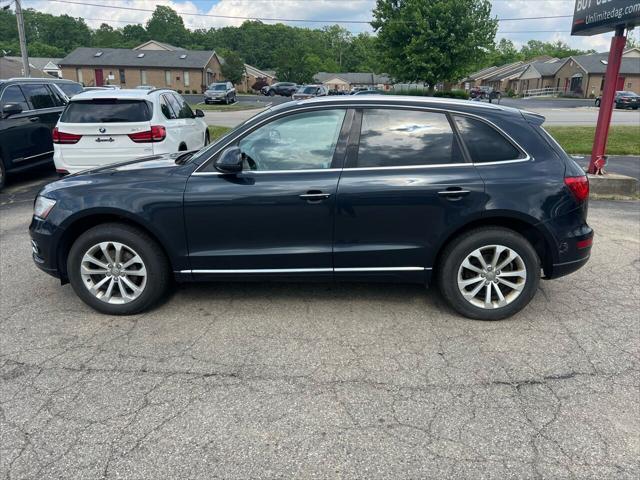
top-left (61, 99), bottom-right (153, 123)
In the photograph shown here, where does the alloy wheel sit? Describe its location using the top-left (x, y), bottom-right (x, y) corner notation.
top-left (80, 241), bottom-right (147, 304)
top-left (457, 245), bottom-right (527, 309)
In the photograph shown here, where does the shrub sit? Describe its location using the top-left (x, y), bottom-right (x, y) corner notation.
top-left (177, 89), bottom-right (183, 94)
top-left (433, 89), bottom-right (469, 100)
top-left (506, 89), bottom-right (516, 98)
top-left (251, 78), bottom-right (269, 92)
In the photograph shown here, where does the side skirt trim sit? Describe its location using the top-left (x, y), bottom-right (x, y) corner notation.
top-left (179, 267), bottom-right (431, 274)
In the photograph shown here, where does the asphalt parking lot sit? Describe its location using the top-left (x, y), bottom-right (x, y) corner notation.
top-left (1, 174), bottom-right (639, 479)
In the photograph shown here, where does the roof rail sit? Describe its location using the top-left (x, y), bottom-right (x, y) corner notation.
top-left (146, 87), bottom-right (175, 95)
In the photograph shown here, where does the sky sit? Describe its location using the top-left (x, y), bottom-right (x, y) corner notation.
top-left (19, 0), bottom-right (640, 51)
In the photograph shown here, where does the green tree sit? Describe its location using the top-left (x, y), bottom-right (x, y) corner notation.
top-left (122, 24), bottom-right (149, 45)
top-left (520, 40), bottom-right (593, 60)
top-left (487, 38), bottom-right (523, 66)
top-left (145, 5), bottom-right (189, 47)
top-left (372, 0), bottom-right (497, 88)
top-left (92, 23), bottom-right (125, 48)
top-left (220, 50), bottom-right (245, 85)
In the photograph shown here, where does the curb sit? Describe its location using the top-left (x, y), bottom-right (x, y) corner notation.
top-left (588, 173), bottom-right (639, 198)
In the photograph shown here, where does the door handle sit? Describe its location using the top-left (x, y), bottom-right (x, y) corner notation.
top-left (28, 117), bottom-right (40, 122)
top-left (300, 191), bottom-right (331, 202)
top-left (438, 188), bottom-right (471, 198)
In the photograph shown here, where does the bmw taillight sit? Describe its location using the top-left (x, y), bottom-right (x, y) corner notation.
top-left (128, 125), bottom-right (166, 143)
top-left (52, 127), bottom-right (82, 144)
top-left (564, 175), bottom-right (589, 203)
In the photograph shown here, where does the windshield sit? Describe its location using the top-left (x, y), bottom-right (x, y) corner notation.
top-left (300, 87), bottom-right (318, 94)
top-left (61, 99), bottom-right (153, 123)
top-left (209, 84), bottom-right (227, 91)
top-left (57, 83), bottom-right (84, 97)
top-left (618, 91), bottom-right (638, 96)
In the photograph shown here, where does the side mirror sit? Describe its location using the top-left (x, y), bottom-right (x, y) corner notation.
top-left (214, 146), bottom-right (243, 173)
top-left (194, 109), bottom-right (205, 118)
top-left (2, 103), bottom-right (23, 118)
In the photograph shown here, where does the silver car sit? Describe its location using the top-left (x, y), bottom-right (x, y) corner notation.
top-left (292, 85), bottom-right (328, 100)
top-left (204, 82), bottom-right (236, 105)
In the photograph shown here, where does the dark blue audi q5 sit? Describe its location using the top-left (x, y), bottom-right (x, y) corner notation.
top-left (29, 96), bottom-right (593, 320)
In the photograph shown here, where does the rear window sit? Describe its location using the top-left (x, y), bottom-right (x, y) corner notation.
top-left (57, 83), bottom-right (84, 97)
top-left (61, 99), bottom-right (152, 123)
top-left (453, 115), bottom-right (523, 163)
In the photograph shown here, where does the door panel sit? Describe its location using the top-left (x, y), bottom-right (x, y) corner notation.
top-left (334, 166), bottom-right (485, 271)
top-left (184, 171), bottom-right (340, 272)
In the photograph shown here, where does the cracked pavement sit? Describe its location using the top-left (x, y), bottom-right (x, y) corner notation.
top-left (1, 175), bottom-right (639, 479)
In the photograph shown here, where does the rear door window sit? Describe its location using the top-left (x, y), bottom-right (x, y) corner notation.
top-left (453, 115), bottom-right (524, 163)
top-left (47, 85), bottom-right (67, 106)
top-left (1, 85), bottom-right (29, 111)
top-left (160, 94), bottom-right (177, 119)
top-left (353, 108), bottom-right (464, 168)
top-left (170, 93), bottom-right (194, 119)
top-left (61, 99), bottom-right (152, 123)
top-left (20, 83), bottom-right (56, 109)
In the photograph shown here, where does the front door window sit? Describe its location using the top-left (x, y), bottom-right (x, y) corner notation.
top-left (238, 109), bottom-right (346, 171)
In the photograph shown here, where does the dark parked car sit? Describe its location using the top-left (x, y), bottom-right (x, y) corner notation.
top-left (0, 78), bottom-right (70, 189)
top-left (30, 96), bottom-right (592, 320)
top-left (262, 82), bottom-right (298, 97)
top-left (292, 84), bottom-right (328, 100)
top-left (595, 91), bottom-right (639, 109)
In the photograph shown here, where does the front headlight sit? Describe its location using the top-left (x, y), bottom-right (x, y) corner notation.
top-left (34, 196), bottom-right (57, 220)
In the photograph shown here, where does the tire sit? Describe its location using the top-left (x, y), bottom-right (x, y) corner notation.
top-left (437, 227), bottom-right (540, 321)
top-left (268, 90), bottom-right (275, 97)
top-left (0, 157), bottom-right (5, 191)
top-left (67, 223), bottom-right (170, 315)
top-left (204, 130), bottom-right (210, 146)
top-left (595, 99), bottom-right (600, 107)
top-left (225, 95), bottom-right (229, 105)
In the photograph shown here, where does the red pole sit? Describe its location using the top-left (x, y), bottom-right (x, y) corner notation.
top-left (589, 26), bottom-right (627, 175)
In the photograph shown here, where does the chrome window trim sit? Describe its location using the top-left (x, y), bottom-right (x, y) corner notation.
top-left (193, 103), bottom-right (533, 175)
top-left (343, 163), bottom-right (473, 172)
top-left (193, 168), bottom-right (341, 176)
top-left (179, 267), bottom-right (430, 274)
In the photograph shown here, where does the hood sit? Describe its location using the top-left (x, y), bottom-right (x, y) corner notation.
top-left (39, 152), bottom-right (195, 198)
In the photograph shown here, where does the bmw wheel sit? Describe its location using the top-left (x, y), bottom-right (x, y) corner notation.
top-left (438, 227), bottom-right (540, 320)
top-left (67, 223), bottom-right (170, 315)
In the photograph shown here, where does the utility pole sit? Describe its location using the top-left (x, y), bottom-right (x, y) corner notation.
top-left (15, 0), bottom-right (30, 77)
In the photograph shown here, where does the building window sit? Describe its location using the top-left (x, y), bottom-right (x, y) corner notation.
top-left (76, 68), bottom-right (83, 84)
top-left (183, 71), bottom-right (190, 87)
top-left (119, 69), bottom-right (126, 84)
top-left (165, 70), bottom-right (171, 86)
top-left (140, 70), bottom-right (147, 85)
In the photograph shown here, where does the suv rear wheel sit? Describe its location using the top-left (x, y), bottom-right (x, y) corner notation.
top-left (438, 227), bottom-right (540, 320)
top-left (67, 223), bottom-right (170, 315)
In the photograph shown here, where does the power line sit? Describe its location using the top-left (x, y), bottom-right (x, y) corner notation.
top-left (38, 0), bottom-right (573, 25)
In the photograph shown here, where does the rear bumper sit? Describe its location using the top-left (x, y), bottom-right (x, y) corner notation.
top-left (543, 223), bottom-right (593, 279)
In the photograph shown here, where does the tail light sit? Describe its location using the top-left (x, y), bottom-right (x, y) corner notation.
top-left (128, 125), bottom-right (166, 143)
top-left (52, 127), bottom-right (82, 144)
top-left (564, 175), bottom-right (589, 203)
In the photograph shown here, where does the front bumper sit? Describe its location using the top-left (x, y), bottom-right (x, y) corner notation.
top-left (30, 216), bottom-right (64, 281)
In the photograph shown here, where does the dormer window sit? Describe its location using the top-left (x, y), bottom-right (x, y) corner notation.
top-left (137, 53), bottom-right (145, 58)
top-left (180, 54), bottom-right (187, 59)
top-left (94, 52), bottom-right (103, 57)
top-left (600, 59), bottom-right (608, 65)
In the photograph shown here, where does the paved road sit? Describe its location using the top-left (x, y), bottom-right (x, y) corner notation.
top-left (1, 174), bottom-right (639, 478)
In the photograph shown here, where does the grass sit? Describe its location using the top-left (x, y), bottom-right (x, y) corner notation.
top-left (545, 126), bottom-right (640, 155)
top-left (207, 125), bottom-right (232, 141)
top-left (190, 103), bottom-right (264, 112)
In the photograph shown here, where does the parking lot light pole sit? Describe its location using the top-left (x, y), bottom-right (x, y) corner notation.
top-left (589, 26), bottom-right (627, 175)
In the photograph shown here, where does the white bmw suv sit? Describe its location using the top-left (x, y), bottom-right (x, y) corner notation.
top-left (53, 88), bottom-right (209, 174)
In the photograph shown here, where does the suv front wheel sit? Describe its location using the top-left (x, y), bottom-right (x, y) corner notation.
top-left (67, 223), bottom-right (170, 315)
top-left (438, 227), bottom-right (540, 320)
